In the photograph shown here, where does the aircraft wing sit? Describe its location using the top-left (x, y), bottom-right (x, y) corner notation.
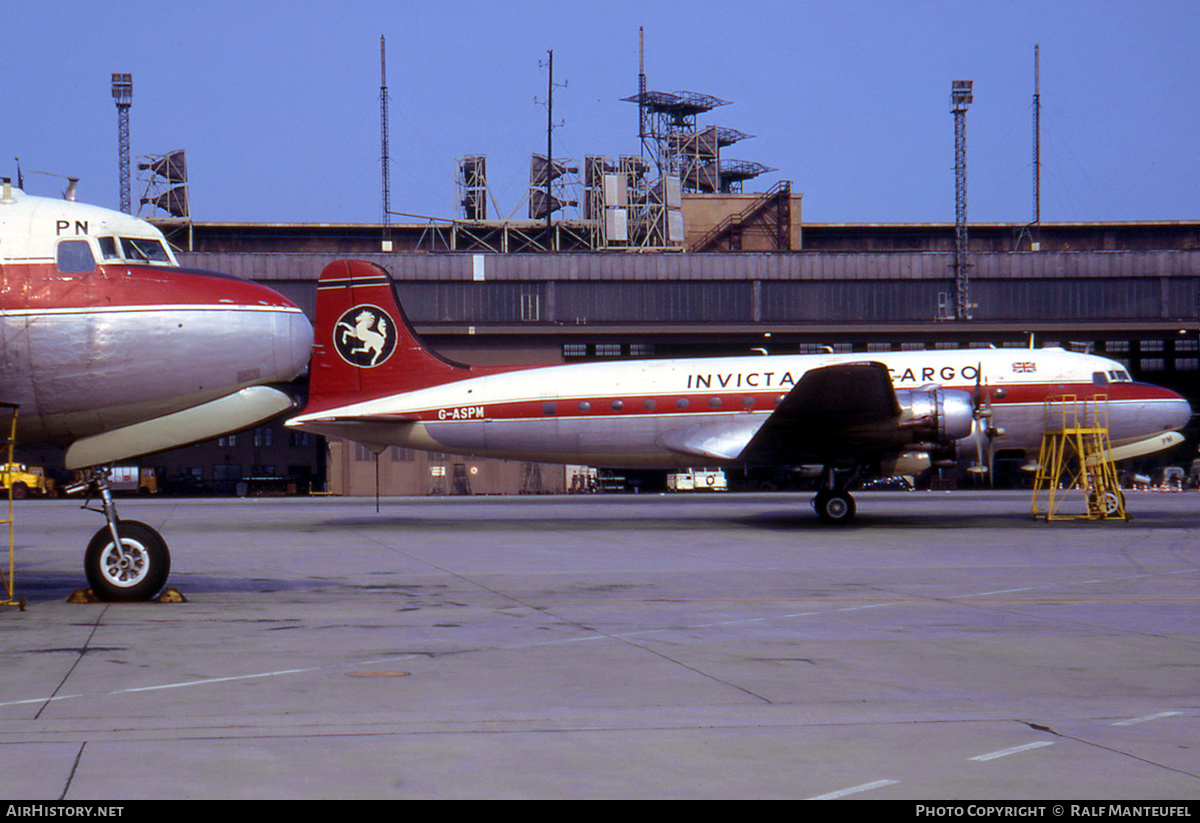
top-left (742, 362), bottom-right (902, 462)
top-left (657, 417), bottom-right (766, 461)
top-left (661, 362), bottom-right (904, 464)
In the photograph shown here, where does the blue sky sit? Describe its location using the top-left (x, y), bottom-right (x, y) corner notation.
top-left (3, 0), bottom-right (1195, 225)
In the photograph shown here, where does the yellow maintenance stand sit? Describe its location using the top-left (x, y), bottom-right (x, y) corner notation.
top-left (1031, 394), bottom-right (1127, 521)
top-left (1, 402), bottom-right (25, 609)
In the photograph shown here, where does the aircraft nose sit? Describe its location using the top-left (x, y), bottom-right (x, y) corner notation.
top-left (277, 304), bottom-right (315, 380)
top-left (228, 279), bottom-right (313, 384)
top-left (179, 269), bottom-right (313, 386)
top-left (1139, 384), bottom-right (1194, 434)
top-left (1165, 391), bottom-right (1194, 432)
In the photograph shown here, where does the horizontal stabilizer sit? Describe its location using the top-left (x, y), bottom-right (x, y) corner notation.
top-left (291, 413), bottom-right (417, 426)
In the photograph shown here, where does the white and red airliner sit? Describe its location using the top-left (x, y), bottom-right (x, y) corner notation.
top-left (0, 181), bottom-right (312, 599)
top-left (288, 259), bottom-right (1192, 521)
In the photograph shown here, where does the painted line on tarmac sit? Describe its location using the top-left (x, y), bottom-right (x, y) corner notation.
top-left (969, 741), bottom-right (1055, 761)
top-left (0, 655), bottom-right (429, 709)
top-left (3, 567), bottom-right (1195, 711)
top-left (808, 778), bottom-right (901, 799)
top-left (1112, 711), bottom-right (1183, 726)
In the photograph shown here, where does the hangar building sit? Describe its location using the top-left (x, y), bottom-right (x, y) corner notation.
top-left (118, 189), bottom-right (1199, 496)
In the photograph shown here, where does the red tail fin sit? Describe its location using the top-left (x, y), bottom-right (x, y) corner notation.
top-left (306, 260), bottom-right (470, 407)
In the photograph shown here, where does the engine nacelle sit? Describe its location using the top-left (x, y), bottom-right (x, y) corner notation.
top-left (879, 451), bottom-right (933, 476)
top-left (894, 387), bottom-right (975, 446)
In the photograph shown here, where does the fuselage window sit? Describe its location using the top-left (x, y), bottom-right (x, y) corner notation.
top-left (55, 239), bottom-right (96, 273)
top-left (119, 236), bottom-right (171, 263)
top-left (542, 401), bottom-right (557, 415)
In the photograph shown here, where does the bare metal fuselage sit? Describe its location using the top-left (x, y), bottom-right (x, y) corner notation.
top-left (0, 187), bottom-right (312, 464)
top-left (1, 262), bottom-right (311, 447)
top-left (292, 348), bottom-right (1192, 469)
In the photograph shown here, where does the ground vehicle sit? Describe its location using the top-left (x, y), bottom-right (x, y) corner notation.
top-left (108, 466), bottom-right (159, 495)
top-left (667, 469), bottom-right (728, 491)
top-left (0, 462), bottom-right (53, 498)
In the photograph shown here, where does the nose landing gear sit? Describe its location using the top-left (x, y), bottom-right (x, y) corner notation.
top-left (68, 468), bottom-right (171, 602)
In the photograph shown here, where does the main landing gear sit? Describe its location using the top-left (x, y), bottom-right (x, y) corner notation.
top-left (67, 468), bottom-right (171, 602)
top-left (811, 466), bottom-right (862, 525)
top-left (812, 488), bottom-right (856, 525)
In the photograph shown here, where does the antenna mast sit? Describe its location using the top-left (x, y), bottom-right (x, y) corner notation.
top-left (638, 28), bottom-right (648, 154)
top-left (1032, 44), bottom-right (1041, 229)
top-left (545, 49), bottom-right (554, 235)
top-left (380, 35), bottom-right (392, 248)
top-left (533, 50), bottom-right (568, 240)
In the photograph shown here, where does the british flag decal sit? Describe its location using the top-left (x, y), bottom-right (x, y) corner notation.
top-left (1012, 361), bottom-right (1037, 373)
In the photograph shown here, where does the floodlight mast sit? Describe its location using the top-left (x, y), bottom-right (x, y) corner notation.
top-left (950, 79), bottom-right (973, 321)
top-left (112, 73), bottom-right (133, 213)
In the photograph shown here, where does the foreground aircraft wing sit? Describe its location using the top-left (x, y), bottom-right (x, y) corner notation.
top-left (660, 362), bottom-right (905, 464)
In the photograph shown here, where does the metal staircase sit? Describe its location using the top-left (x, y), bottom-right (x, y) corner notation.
top-left (1, 403), bottom-right (25, 609)
top-left (1031, 394), bottom-right (1127, 521)
top-left (691, 180), bottom-right (793, 252)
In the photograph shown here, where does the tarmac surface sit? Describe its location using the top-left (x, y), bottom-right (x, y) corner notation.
top-left (1, 490), bottom-right (1197, 800)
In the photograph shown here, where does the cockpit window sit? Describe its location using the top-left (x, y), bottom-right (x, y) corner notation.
top-left (55, 239), bottom-right (96, 273)
top-left (97, 236), bottom-right (120, 262)
top-left (1110, 370), bottom-right (1132, 382)
top-left (1092, 371), bottom-right (1109, 386)
top-left (119, 236), bottom-right (171, 263)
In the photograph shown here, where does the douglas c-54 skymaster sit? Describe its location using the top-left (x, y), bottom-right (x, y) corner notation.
top-left (287, 260), bottom-right (1192, 521)
top-left (0, 181), bottom-right (312, 600)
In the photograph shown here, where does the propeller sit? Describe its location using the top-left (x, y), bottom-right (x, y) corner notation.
top-left (966, 363), bottom-right (1004, 484)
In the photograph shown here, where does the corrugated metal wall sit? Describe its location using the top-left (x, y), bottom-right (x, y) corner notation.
top-left (180, 250), bottom-right (1199, 325)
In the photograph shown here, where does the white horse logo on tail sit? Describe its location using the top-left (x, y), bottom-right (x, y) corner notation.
top-left (333, 305), bottom-right (397, 367)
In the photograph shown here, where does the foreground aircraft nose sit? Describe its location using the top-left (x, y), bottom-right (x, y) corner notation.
top-left (55, 269), bottom-right (314, 470)
top-left (255, 290), bottom-right (314, 385)
top-left (179, 269), bottom-right (314, 388)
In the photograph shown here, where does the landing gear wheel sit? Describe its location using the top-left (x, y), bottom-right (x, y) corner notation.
top-left (813, 490), bottom-right (857, 525)
top-left (84, 520), bottom-right (171, 602)
top-left (1097, 490), bottom-right (1125, 518)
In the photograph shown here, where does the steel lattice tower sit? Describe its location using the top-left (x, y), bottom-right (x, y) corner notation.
top-left (112, 73), bottom-right (132, 213)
